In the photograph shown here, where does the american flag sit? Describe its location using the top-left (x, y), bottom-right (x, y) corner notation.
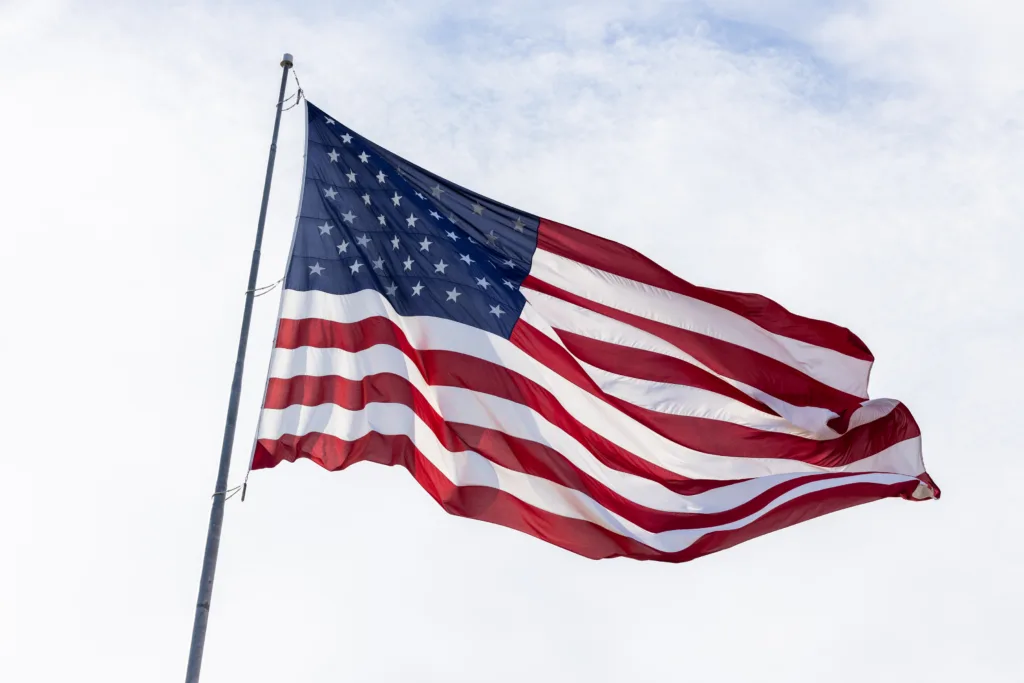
top-left (252, 101), bottom-right (939, 562)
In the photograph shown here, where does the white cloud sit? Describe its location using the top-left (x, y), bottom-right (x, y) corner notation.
top-left (1, 1), bottom-right (1020, 681)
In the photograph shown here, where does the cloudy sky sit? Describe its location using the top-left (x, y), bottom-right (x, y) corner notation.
top-left (2, 1), bottom-right (1021, 681)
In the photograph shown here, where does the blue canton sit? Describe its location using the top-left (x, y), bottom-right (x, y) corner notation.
top-left (286, 101), bottom-right (540, 338)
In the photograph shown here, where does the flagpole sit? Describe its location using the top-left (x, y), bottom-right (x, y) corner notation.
top-left (184, 52), bottom-right (293, 683)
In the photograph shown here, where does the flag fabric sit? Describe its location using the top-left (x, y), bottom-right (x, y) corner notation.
top-left (252, 101), bottom-right (938, 562)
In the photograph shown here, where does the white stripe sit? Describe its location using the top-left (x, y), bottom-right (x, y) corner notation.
top-left (259, 402), bottom-right (921, 553)
top-left (529, 249), bottom-right (872, 398)
top-left (269, 342), bottom-right (924, 515)
top-left (284, 287), bottom-right (834, 437)
top-left (524, 305), bottom-right (843, 438)
top-left (573, 361), bottom-right (900, 440)
top-left (576, 361), bottom-right (833, 438)
top-left (276, 289), bottom-right (925, 481)
top-left (523, 301), bottom-right (898, 440)
top-left (522, 286), bottom-right (843, 436)
top-left (270, 288), bottom-right (921, 481)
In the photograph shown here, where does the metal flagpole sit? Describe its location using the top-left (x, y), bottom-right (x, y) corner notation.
top-left (184, 52), bottom-right (293, 683)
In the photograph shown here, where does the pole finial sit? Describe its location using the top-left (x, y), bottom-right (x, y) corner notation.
top-left (281, 53), bottom-right (294, 68)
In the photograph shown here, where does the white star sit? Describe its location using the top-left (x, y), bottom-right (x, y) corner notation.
top-left (476, 277), bottom-right (490, 289)
top-left (430, 184), bottom-right (444, 198)
top-left (391, 192), bottom-right (402, 207)
top-left (377, 215), bottom-right (387, 226)
top-left (309, 262), bottom-right (325, 276)
top-left (430, 210), bottom-right (442, 220)
top-left (372, 257), bottom-right (385, 271)
top-left (434, 259), bottom-right (448, 274)
top-left (317, 221), bottom-right (333, 235)
top-left (411, 281), bottom-right (424, 296)
top-left (356, 234), bottom-right (371, 247)
top-left (376, 170), bottom-right (387, 184)
top-left (502, 278), bottom-right (515, 289)
top-left (341, 133), bottom-right (353, 144)
top-left (445, 230), bottom-right (459, 241)
top-left (385, 283), bottom-right (398, 297)
top-left (323, 187), bottom-right (338, 200)
top-left (415, 191), bottom-right (426, 200)
top-left (445, 287), bottom-right (461, 302)
top-left (325, 116), bottom-right (336, 125)
top-left (489, 304), bottom-right (504, 318)
top-left (327, 149), bottom-right (340, 163)
top-left (341, 210), bottom-right (357, 224)
top-left (419, 237), bottom-right (432, 252)
top-left (459, 253), bottom-right (474, 265)
top-left (470, 202), bottom-right (484, 215)
top-left (358, 151), bottom-right (370, 163)
top-left (406, 213), bottom-right (418, 228)
top-left (361, 193), bottom-right (371, 205)
top-left (350, 260), bottom-right (363, 274)
top-left (402, 256), bottom-right (414, 271)
top-left (345, 170), bottom-right (357, 184)
top-left (512, 217), bottom-right (526, 232)
top-left (447, 213), bottom-right (458, 224)
top-left (485, 230), bottom-right (499, 246)
top-left (336, 240), bottom-right (349, 254)
top-left (502, 259), bottom-right (516, 268)
top-left (391, 236), bottom-right (401, 250)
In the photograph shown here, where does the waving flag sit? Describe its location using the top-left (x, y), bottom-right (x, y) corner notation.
top-left (252, 101), bottom-right (938, 562)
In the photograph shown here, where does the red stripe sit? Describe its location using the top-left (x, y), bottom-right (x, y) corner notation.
top-left (512, 323), bottom-right (921, 465)
top-left (523, 274), bottom-right (865, 419)
top-left (253, 432), bottom-right (921, 562)
top-left (277, 313), bottom-right (422, 364)
top-left (262, 372), bottom-right (911, 532)
top-left (555, 328), bottom-right (780, 416)
top-left (274, 317), bottom-right (734, 495)
top-left (274, 316), bottom-right (918, 471)
top-left (536, 218), bottom-right (874, 362)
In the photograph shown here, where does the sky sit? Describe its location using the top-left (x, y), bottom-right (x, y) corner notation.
top-left (1, 0), bottom-right (1022, 681)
